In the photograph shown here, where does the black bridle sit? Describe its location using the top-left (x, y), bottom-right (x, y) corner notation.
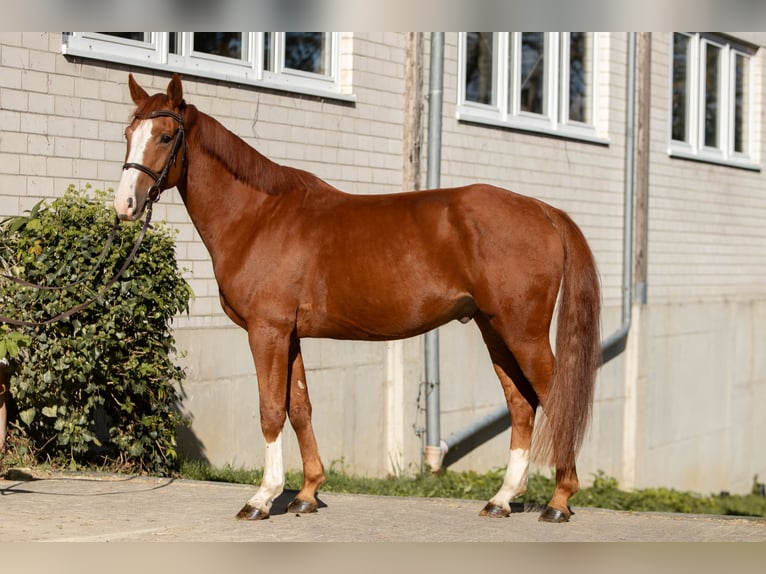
top-left (122, 108), bottom-right (186, 205)
top-left (0, 109), bottom-right (186, 328)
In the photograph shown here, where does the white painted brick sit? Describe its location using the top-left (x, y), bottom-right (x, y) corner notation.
top-left (1, 87), bottom-right (27, 111)
top-left (0, 67), bottom-right (21, 88)
top-left (80, 139), bottom-right (105, 160)
top-left (54, 94), bottom-right (80, 117)
top-left (45, 156), bottom-right (73, 177)
top-left (29, 49), bottom-right (56, 73)
top-left (97, 160), bottom-right (121, 183)
top-left (54, 137), bottom-right (80, 158)
top-left (26, 134), bottom-right (53, 155)
top-left (73, 159), bottom-right (99, 179)
top-left (19, 154), bottom-right (44, 176)
top-left (0, 153), bottom-right (20, 174)
top-left (0, 193), bottom-right (19, 216)
top-left (20, 69), bottom-right (47, 93)
top-left (21, 32), bottom-right (49, 52)
top-left (0, 174), bottom-right (26, 195)
top-left (20, 112), bottom-right (47, 134)
top-left (0, 131), bottom-right (27, 153)
top-left (80, 98), bottom-right (106, 120)
top-left (26, 174), bottom-right (53, 197)
top-left (47, 116), bottom-right (74, 137)
top-left (48, 74), bottom-right (75, 96)
top-left (74, 78), bottom-right (100, 99)
top-left (28, 92), bottom-right (54, 114)
top-left (0, 33), bottom-right (22, 47)
top-left (0, 45), bottom-right (28, 68)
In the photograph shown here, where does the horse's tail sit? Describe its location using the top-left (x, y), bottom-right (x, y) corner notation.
top-left (532, 207), bottom-right (601, 469)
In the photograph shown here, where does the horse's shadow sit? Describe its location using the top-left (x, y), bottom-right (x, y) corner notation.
top-left (270, 489), bottom-right (328, 516)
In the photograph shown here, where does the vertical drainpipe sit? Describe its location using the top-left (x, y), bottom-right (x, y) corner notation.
top-left (601, 31), bottom-right (636, 364)
top-left (424, 32), bottom-right (446, 472)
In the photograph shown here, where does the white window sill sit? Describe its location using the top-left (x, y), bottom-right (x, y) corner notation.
top-left (668, 146), bottom-right (761, 172)
top-left (457, 108), bottom-right (610, 146)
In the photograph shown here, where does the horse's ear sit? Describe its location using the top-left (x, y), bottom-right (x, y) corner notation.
top-left (128, 73), bottom-right (149, 105)
top-left (167, 73), bottom-right (183, 108)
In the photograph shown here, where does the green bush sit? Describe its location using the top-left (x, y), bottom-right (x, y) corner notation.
top-left (0, 185), bottom-right (192, 475)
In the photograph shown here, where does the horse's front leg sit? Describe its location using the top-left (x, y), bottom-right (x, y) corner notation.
top-left (236, 324), bottom-right (291, 520)
top-left (285, 336), bottom-right (326, 514)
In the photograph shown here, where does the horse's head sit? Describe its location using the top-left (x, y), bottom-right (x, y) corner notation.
top-left (114, 73), bottom-right (186, 221)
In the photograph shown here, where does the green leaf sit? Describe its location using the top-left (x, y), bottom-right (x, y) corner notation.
top-left (41, 406), bottom-right (58, 418)
top-left (19, 407), bottom-right (36, 426)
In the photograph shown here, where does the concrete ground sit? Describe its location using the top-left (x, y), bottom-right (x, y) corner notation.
top-left (1, 471), bottom-right (765, 542)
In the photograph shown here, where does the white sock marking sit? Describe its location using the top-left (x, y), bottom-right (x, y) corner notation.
top-left (246, 432), bottom-right (285, 512)
top-left (490, 448), bottom-right (530, 508)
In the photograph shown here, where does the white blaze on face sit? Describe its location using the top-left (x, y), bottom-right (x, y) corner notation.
top-left (114, 120), bottom-right (154, 221)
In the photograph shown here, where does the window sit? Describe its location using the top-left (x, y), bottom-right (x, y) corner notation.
top-left (62, 32), bottom-right (349, 99)
top-left (458, 32), bottom-right (602, 142)
top-left (670, 33), bottom-right (756, 168)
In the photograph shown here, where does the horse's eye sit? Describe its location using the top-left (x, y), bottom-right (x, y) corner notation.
top-left (160, 134), bottom-right (173, 144)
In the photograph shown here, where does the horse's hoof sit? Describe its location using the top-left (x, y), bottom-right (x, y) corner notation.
top-left (479, 502), bottom-right (511, 518)
top-left (287, 497), bottom-right (318, 514)
top-left (538, 506), bottom-right (571, 523)
top-left (236, 504), bottom-right (270, 520)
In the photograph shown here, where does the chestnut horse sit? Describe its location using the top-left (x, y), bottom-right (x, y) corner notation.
top-left (115, 74), bottom-right (601, 523)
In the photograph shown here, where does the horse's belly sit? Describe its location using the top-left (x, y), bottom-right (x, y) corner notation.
top-left (296, 294), bottom-right (477, 341)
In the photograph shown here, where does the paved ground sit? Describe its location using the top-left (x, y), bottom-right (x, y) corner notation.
top-left (1, 470), bottom-right (765, 542)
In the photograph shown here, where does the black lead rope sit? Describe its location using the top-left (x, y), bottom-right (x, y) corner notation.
top-left (0, 206), bottom-right (154, 328)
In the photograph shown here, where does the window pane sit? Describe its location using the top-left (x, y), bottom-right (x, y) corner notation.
top-left (264, 33), bottom-right (274, 71)
top-left (734, 53), bottom-right (749, 154)
top-left (99, 32), bottom-right (149, 42)
top-left (465, 32), bottom-right (495, 105)
top-left (193, 33), bottom-right (243, 60)
top-left (169, 32), bottom-right (180, 55)
top-left (521, 33), bottom-right (545, 114)
top-left (568, 33), bottom-right (591, 123)
top-left (284, 33), bottom-right (327, 74)
top-left (704, 43), bottom-right (721, 148)
top-left (671, 33), bottom-right (690, 142)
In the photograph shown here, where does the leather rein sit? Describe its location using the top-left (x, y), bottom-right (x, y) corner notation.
top-left (0, 109), bottom-right (185, 328)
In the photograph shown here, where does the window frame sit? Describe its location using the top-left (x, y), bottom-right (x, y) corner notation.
top-left (457, 32), bottom-right (605, 143)
top-left (62, 32), bottom-right (351, 101)
top-left (669, 32), bottom-right (757, 170)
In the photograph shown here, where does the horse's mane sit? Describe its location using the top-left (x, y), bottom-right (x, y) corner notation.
top-left (134, 95), bottom-right (333, 196)
top-left (186, 104), bottom-right (335, 196)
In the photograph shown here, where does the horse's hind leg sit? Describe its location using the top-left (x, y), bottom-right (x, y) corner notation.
top-left (476, 317), bottom-right (538, 518)
top-left (285, 337), bottom-right (326, 514)
top-left (478, 313), bottom-right (580, 522)
top-left (508, 333), bottom-right (580, 523)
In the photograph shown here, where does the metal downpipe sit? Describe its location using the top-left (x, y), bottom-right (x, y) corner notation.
top-left (430, 33), bottom-right (638, 471)
top-left (423, 32), bottom-right (446, 472)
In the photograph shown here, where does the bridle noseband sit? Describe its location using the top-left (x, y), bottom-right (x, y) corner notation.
top-left (122, 109), bottom-right (186, 204)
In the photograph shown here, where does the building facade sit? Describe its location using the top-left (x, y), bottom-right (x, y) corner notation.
top-left (1, 32), bottom-right (765, 494)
